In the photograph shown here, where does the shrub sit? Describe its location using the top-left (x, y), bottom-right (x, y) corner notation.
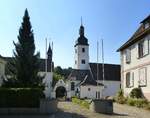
top-left (130, 87), bottom-right (143, 98)
top-left (127, 98), bottom-right (148, 108)
top-left (72, 97), bottom-right (90, 109)
top-left (0, 88), bottom-right (45, 108)
top-left (115, 89), bottom-right (126, 104)
top-left (135, 99), bottom-right (148, 108)
top-left (127, 98), bottom-right (136, 106)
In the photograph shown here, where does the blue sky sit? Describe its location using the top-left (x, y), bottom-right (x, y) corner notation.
top-left (0, 0), bottom-right (150, 68)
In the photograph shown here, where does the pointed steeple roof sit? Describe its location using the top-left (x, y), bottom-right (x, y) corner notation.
top-left (47, 43), bottom-right (52, 55)
top-left (75, 19), bottom-right (89, 47)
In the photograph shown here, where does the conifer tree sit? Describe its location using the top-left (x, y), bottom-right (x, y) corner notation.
top-left (10, 9), bottom-right (42, 87)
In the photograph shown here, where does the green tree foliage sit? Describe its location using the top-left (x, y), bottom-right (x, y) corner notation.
top-left (3, 9), bottom-right (43, 87)
top-left (52, 66), bottom-right (72, 87)
top-left (54, 66), bottom-right (72, 79)
top-left (54, 66), bottom-right (63, 75)
top-left (52, 72), bottom-right (64, 87)
top-left (130, 87), bottom-right (143, 98)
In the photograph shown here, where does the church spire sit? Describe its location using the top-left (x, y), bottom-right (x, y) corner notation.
top-left (47, 43), bottom-right (52, 60)
top-left (79, 17), bottom-right (84, 36)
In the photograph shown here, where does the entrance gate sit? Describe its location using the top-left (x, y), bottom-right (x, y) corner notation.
top-left (56, 86), bottom-right (66, 98)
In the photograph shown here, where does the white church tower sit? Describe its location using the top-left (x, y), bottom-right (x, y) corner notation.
top-left (74, 23), bottom-right (89, 70)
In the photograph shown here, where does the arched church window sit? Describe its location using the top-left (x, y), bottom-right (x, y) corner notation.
top-left (71, 82), bottom-right (75, 91)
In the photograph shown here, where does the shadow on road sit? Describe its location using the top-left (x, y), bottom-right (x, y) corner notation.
top-left (110, 112), bottom-right (129, 117)
top-left (53, 108), bottom-right (87, 118)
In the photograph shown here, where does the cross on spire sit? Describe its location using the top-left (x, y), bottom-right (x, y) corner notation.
top-left (79, 17), bottom-right (84, 36)
top-left (81, 16), bottom-right (83, 26)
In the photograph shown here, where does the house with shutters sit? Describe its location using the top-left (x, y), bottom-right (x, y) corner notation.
top-left (117, 15), bottom-right (150, 100)
top-left (65, 23), bottom-right (121, 99)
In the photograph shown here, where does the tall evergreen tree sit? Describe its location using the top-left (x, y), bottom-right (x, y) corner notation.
top-left (10, 9), bottom-right (42, 87)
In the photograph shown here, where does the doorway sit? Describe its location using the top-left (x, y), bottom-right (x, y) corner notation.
top-left (56, 86), bottom-right (66, 98)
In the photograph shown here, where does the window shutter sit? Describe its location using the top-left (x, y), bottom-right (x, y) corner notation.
top-left (143, 39), bottom-right (148, 55)
top-left (136, 44), bottom-right (139, 59)
top-left (130, 72), bottom-right (134, 87)
top-left (126, 49), bottom-right (131, 63)
top-left (139, 68), bottom-right (147, 86)
top-left (126, 72), bottom-right (130, 88)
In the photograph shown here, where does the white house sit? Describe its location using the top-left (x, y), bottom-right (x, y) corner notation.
top-left (0, 55), bottom-right (6, 86)
top-left (117, 15), bottom-right (150, 100)
top-left (66, 23), bottom-right (121, 99)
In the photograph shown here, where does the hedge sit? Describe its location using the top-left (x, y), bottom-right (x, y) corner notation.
top-left (0, 88), bottom-right (45, 108)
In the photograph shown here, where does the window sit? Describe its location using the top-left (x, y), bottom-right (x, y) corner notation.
top-left (96, 91), bottom-right (100, 99)
top-left (138, 39), bottom-right (149, 58)
top-left (82, 48), bottom-right (85, 52)
top-left (138, 41), bottom-right (144, 58)
top-left (126, 72), bottom-right (130, 88)
top-left (88, 88), bottom-right (90, 91)
top-left (71, 82), bottom-right (75, 91)
top-left (81, 59), bottom-right (85, 64)
top-left (126, 49), bottom-right (131, 64)
top-left (126, 72), bottom-right (134, 88)
top-left (139, 68), bottom-right (147, 87)
top-left (75, 60), bottom-right (77, 64)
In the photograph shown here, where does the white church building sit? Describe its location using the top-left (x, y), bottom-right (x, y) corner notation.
top-left (0, 23), bottom-right (121, 100)
top-left (52, 23), bottom-right (121, 99)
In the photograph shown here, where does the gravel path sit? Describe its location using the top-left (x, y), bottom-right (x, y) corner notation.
top-left (51, 101), bottom-right (150, 118)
